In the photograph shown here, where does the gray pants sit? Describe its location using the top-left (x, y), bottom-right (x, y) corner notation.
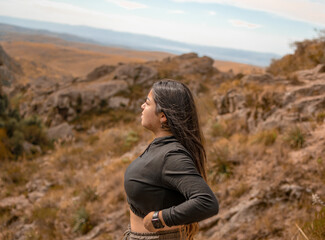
top-left (122, 226), bottom-right (186, 240)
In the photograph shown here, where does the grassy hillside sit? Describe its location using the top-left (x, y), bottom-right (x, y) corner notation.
top-left (0, 33), bottom-right (324, 240)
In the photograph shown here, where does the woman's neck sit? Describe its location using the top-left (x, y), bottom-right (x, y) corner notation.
top-left (154, 130), bottom-right (173, 139)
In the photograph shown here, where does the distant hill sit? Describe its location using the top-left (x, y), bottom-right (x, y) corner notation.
top-left (0, 15), bottom-right (279, 66)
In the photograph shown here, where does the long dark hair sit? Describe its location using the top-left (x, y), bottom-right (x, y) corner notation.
top-left (152, 79), bottom-right (207, 181)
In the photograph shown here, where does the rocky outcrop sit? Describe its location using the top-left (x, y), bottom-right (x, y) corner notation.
top-left (21, 80), bottom-right (129, 126)
top-left (177, 53), bottom-right (214, 75)
top-left (214, 89), bottom-right (246, 115)
top-left (292, 64), bottom-right (325, 82)
top-left (86, 65), bottom-right (116, 82)
top-left (160, 52), bottom-right (215, 76)
top-left (113, 63), bottom-right (157, 85)
top-left (241, 73), bottom-right (287, 85)
top-left (47, 122), bottom-right (74, 140)
top-left (19, 52), bottom-right (219, 127)
top-left (214, 64), bottom-right (325, 132)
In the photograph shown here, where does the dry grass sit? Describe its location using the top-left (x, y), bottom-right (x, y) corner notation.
top-left (213, 60), bottom-right (264, 74)
top-left (1, 41), bottom-right (148, 78)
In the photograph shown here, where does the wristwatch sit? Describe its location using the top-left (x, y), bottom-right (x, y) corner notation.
top-left (151, 211), bottom-right (164, 229)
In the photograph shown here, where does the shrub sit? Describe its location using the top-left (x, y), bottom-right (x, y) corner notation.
top-left (316, 112), bottom-right (325, 124)
top-left (231, 183), bottom-right (249, 198)
top-left (211, 122), bottom-right (226, 138)
top-left (0, 206), bottom-right (11, 226)
top-left (301, 207), bottom-right (325, 240)
top-left (0, 93), bottom-right (9, 115)
top-left (124, 130), bottom-right (139, 149)
top-left (22, 123), bottom-right (48, 147)
top-left (0, 128), bottom-right (12, 160)
top-left (72, 207), bottom-right (93, 235)
top-left (1, 163), bottom-right (27, 185)
top-left (284, 126), bottom-right (306, 149)
top-left (267, 31), bottom-right (325, 76)
top-left (81, 186), bottom-right (98, 203)
top-left (211, 118), bottom-right (247, 139)
top-left (208, 145), bottom-right (233, 182)
top-left (253, 129), bottom-right (278, 146)
top-left (8, 130), bottom-right (24, 156)
top-left (31, 205), bottom-right (58, 238)
top-left (0, 92), bottom-right (50, 159)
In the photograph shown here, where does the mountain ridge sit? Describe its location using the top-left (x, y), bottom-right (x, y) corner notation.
top-left (0, 15), bottom-right (280, 66)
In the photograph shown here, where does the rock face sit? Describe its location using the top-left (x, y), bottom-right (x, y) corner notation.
top-left (113, 63), bottom-right (158, 85)
top-left (159, 52), bottom-right (215, 77)
top-left (0, 45), bottom-right (22, 87)
top-left (20, 53), bottom-right (216, 127)
top-left (21, 80), bottom-right (129, 126)
top-left (293, 64), bottom-right (325, 82)
top-left (176, 53), bottom-right (214, 75)
top-left (47, 122), bottom-right (74, 140)
top-left (214, 64), bottom-right (325, 132)
top-left (86, 65), bottom-right (116, 82)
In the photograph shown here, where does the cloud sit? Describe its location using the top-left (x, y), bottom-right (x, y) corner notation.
top-left (106, 0), bottom-right (148, 10)
top-left (208, 11), bottom-right (216, 15)
top-left (229, 19), bottom-right (261, 29)
top-left (0, 0), bottom-right (145, 29)
top-left (173, 0), bottom-right (325, 26)
top-left (168, 10), bottom-right (185, 14)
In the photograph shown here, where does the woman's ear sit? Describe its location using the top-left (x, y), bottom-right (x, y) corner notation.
top-left (160, 112), bottom-right (167, 124)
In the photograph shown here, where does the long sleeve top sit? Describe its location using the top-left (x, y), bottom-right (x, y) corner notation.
top-left (124, 135), bottom-right (219, 227)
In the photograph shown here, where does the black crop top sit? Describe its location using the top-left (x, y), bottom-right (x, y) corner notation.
top-left (124, 135), bottom-right (219, 227)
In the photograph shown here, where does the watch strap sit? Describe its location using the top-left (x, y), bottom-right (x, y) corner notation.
top-left (152, 211), bottom-right (164, 229)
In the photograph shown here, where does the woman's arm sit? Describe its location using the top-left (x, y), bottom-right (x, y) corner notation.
top-left (160, 150), bottom-right (219, 227)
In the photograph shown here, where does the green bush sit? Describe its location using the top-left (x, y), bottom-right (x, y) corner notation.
top-left (284, 126), bottom-right (306, 149)
top-left (208, 146), bottom-right (233, 182)
top-left (81, 186), bottom-right (98, 203)
top-left (0, 91), bottom-right (50, 159)
top-left (0, 93), bottom-right (9, 115)
top-left (8, 130), bottom-right (24, 156)
top-left (72, 207), bottom-right (93, 235)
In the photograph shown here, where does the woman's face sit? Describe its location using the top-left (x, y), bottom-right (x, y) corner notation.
top-left (141, 90), bottom-right (161, 132)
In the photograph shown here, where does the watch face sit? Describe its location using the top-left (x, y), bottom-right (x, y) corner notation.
top-left (152, 218), bottom-right (164, 229)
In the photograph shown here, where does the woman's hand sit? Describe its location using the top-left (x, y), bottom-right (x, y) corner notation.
top-left (143, 211), bottom-right (167, 232)
top-left (143, 211), bottom-right (156, 232)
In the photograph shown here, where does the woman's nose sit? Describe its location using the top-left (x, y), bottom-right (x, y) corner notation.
top-left (141, 103), bottom-right (145, 109)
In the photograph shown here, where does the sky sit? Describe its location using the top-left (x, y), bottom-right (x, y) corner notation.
top-left (0, 0), bottom-right (324, 56)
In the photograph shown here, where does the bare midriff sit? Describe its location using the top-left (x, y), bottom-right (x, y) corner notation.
top-left (130, 209), bottom-right (181, 233)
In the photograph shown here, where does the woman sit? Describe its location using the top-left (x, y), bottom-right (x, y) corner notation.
top-left (124, 79), bottom-right (219, 240)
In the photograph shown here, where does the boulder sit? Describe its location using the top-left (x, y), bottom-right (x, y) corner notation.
top-left (86, 65), bottom-right (116, 81)
top-left (113, 64), bottom-right (157, 85)
top-left (47, 122), bottom-right (74, 140)
top-left (178, 55), bottom-right (214, 75)
top-left (214, 89), bottom-right (246, 115)
top-left (22, 141), bottom-right (42, 155)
